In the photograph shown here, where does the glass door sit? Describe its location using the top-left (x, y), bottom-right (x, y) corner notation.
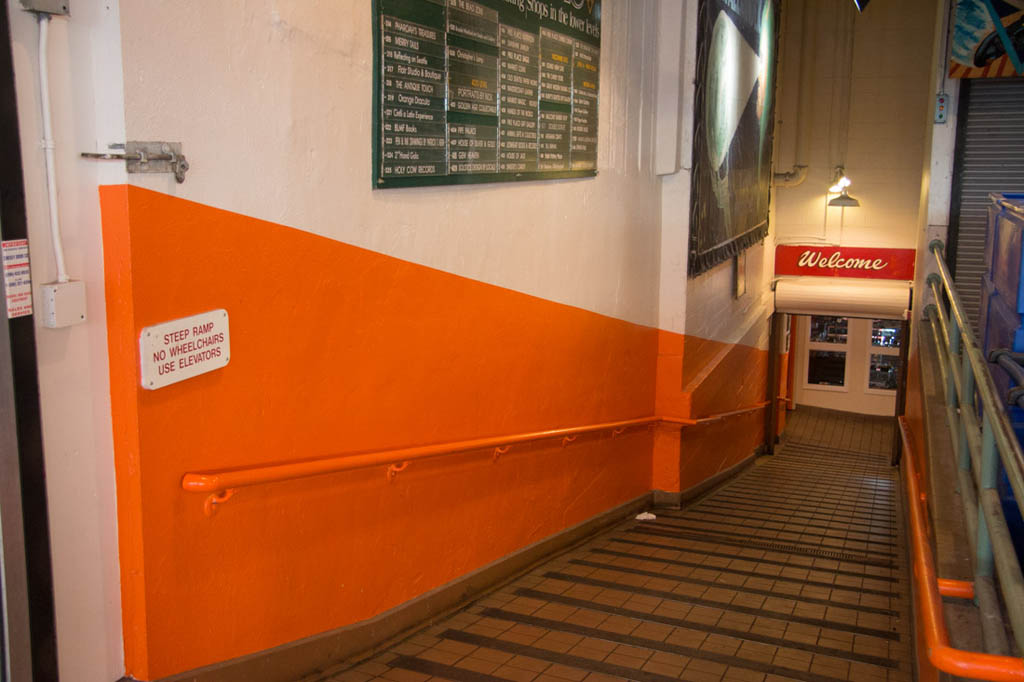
top-left (794, 315), bottom-right (901, 416)
top-left (867, 319), bottom-right (902, 392)
top-left (806, 315), bottom-right (849, 389)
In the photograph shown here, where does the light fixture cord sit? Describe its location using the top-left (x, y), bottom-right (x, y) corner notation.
top-left (827, 5), bottom-right (857, 175)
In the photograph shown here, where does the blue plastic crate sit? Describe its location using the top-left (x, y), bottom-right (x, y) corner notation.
top-left (980, 193), bottom-right (1024, 562)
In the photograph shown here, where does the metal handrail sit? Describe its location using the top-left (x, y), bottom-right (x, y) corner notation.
top-left (990, 350), bottom-right (1024, 409)
top-left (182, 402), bottom-right (772, 516)
top-left (899, 418), bottom-right (1024, 680)
top-left (925, 240), bottom-right (1024, 660)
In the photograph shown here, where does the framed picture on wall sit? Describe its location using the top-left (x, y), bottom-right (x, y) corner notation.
top-left (688, 0), bottom-right (779, 277)
top-left (949, 0), bottom-right (1024, 78)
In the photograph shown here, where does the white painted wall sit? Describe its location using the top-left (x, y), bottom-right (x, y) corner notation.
top-left (118, 0), bottom-right (663, 329)
top-left (7, 3), bottom-right (126, 682)
top-left (685, 243), bottom-right (775, 349)
top-left (658, 0), bottom-right (775, 347)
top-left (771, 0), bottom-right (939, 415)
top-left (8, 3), bottom-right (667, 678)
top-left (773, 0), bottom-right (937, 251)
top-left (1, 1), bottom-right (957, 679)
top-left (656, 0), bottom-right (696, 336)
top-left (912, 0), bottom-right (958, 326)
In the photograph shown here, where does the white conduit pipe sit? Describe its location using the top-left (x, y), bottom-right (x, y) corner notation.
top-left (38, 13), bottom-right (68, 284)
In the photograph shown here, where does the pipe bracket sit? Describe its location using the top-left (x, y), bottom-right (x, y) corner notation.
top-left (204, 488), bottom-right (238, 517)
top-left (387, 461), bottom-right (410, 482)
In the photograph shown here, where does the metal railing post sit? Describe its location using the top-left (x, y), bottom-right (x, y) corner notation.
top-left (928, 273), bottom-right (962, 412)
top-left (977, 411), bottom-right (997, 578)
top-left (962, 351), bottom-right (976, 472)
top-left (949, 308), bottom-right (962, 406)
top-left (925, 238), bottom-right (1024, 664)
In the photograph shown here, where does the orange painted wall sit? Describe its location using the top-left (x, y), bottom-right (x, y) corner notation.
top-left (100, 186), bottom-right (659, 679)
top-left (777, 350), bottom-right (790, 436)
top-left (903, 347), bottom-right (928, 491)
top-left (900, 344), bottom-right (939, 682)
top-left (652, 327), bottom-right (770, 493)
top-left (678, 411), bottom-right (767, 490)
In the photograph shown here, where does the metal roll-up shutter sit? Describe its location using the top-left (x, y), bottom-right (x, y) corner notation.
top-left (951, 78), bottom-right (1024, 333)
top-left (775, 279), bottom-right (911, 320)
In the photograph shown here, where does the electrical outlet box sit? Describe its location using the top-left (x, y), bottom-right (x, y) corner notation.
top-left (934, 92), bottom-right (949, 124)
top-left (40, 280), bottom-right (86, 328)
top-left (20, 0), bottom-right (69, 15)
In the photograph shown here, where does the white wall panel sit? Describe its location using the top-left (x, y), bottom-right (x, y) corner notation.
top-left (119, 0), bottom-right (663, 328)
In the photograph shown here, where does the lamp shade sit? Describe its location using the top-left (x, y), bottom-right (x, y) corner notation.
top-left (828, 189), bottom-right (860, 207)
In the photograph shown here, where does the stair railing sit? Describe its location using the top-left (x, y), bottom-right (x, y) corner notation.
top-left (919, 240), bottom-right (1024, 674)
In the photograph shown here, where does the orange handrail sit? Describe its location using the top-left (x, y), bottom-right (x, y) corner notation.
top-left (938, 578), bottom-right (975, 600)
top-left (899, 417), bottom-right (1024, 681)
top-left (665, 400), bottom-right (772, 426)
top-left (183, 415), bottom-right (659, 494)
top-left (183, 401), bottom-right (773, 515)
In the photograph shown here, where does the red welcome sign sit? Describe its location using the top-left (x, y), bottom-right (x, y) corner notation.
top-left (775, 245), bottom-right (916, 280)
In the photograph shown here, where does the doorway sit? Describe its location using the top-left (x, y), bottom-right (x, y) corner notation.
top-left (1, 0), bottom-right (60, 678)
top-left (792, 314), bottom-right (902, 416)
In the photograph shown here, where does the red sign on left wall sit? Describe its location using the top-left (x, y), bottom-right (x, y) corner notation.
top-left (775, 245), bottom-right (916, 280)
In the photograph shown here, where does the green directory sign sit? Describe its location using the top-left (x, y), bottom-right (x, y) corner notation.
top-left (373, 0), bottom-right (602, 188)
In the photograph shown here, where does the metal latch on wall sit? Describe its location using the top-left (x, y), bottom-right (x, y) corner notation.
top-left (81, 141), bottom-right (190, 183)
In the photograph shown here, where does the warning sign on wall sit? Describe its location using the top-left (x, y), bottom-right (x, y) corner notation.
top-left (2, 239), bottom-right (33, 319)
top-left (139, 309), bottom-right (230, 390)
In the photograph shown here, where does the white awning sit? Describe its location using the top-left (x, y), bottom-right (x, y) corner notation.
top-left (774, 278), bottom-right (911, 320)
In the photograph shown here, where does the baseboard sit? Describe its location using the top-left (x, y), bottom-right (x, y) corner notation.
top-left (682, 452), bottom-right (758, 503)
top-left (155, 492), bottom-right (653, 682)
top-left (652, 451), bottom-right (758, 510)
top-left (651, 490), bottom-right (683, 509)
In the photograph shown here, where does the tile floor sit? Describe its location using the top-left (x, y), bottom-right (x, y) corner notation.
top-left (323, 408), bottom-right (910, 682)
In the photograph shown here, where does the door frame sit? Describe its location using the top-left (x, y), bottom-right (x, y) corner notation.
top-left (792, 315), bottom-right (901, 416)
top-left (0, 1), bottom-right (60, 679)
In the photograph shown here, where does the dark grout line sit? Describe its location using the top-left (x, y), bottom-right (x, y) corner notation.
top-left (649, 515), bottom-right (899, 549)
top-left (481, 606), bottom-right (900, 674)
top-left (607, 536), bottom-right (901, 583)
top-left (639, 520), bottom-right (897, 558)
top-left (441, 630), bottom-right (691, 682)
top-left (567, 558), bottom-right (899, 615)
top-left (685, 500), bottom-right (896, 535)
top-left (628, 527), bottom-right (898, 567)
top-left (442, 622), bottom-right (857, 682)
top-left (699, 492), bottom-right (895, 524)
top-left (659, 507), bottom-right (898, 540)
top-left (389, 656), bottom-right (508, 682)
top-left (724, 476), bottom-right (897, 498)
top-left (775, 445), bottom-right (893, 458)
top-left (708, 488), bottom-right (896, 519)
top-left (487, 603), bottom-right (901, 670)
top-left (587, 547), bottom-right (900, 597)
top-left (722, 483), bottom-right (896, 503)
top-left (768, 458), bottom-right (892, 474)
top-left (758, 458), bottom-right (892, 473)
top-left (784, 439), bottom-right (894, 456)
top-left (539, 572), bottom-right (901, 641)
top-left (761, 448), bottom-right (888, 464)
